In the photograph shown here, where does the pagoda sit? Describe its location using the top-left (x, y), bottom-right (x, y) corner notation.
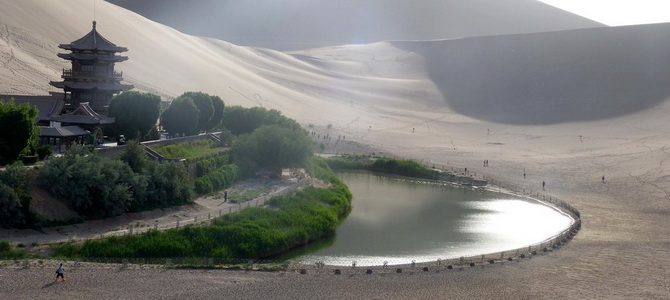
top-left (50, 21), bottom-right (133, 112)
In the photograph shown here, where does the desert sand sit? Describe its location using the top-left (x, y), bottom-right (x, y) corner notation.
top-left (1, 0), bottom-right (669, 299)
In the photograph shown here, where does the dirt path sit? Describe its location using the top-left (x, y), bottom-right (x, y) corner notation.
top-left (0, 177), bottom-right (310, 246)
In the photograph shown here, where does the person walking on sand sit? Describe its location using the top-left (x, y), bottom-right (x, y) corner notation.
top-left (55, 263), bottom-right (65, 282)
top-left (602, 175), bottom-right (605, 183)
top-left (542, 181), bottom-right (546, 191)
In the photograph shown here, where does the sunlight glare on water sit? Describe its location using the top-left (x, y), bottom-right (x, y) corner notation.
top-left (291, 171), bottom-right (574, 266)
top-left (460, 199), bottom-right (573, 246)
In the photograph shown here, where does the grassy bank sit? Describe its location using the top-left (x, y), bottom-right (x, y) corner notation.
top-left (53, 157), bottom-right (351, 260)
top-left (0, 241), bottom-right (30, 259)
top-left (326, 156), bottom-right (438, 179)
top-left (325, 155), bottom-right (487, 186)
top-left (153, 139), bottom-right (222, 159)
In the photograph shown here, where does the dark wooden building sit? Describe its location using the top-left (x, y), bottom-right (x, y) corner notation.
top-left (1, 21), bottom-right (133, 151)
top-left (50, 21), bottom-right (133, 112)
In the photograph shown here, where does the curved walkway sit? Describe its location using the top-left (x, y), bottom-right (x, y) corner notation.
top-left (0, 177), bottom-right (310, 245)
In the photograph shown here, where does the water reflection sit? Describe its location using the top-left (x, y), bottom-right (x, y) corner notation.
top-left (287, 171), bottom-right (573, 266)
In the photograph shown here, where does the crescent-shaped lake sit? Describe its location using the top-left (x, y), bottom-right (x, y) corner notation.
top-left (283, 171), bottom-right (574, 266)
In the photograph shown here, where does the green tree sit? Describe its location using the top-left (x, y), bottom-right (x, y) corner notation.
top-left (119, 140), bottom-right (149, 173)
top-left (231, 125), bottom-right (313, 176)
top-left (0, 183), bottom-right (21, 228)
top-left (143, 160), bottom-right (195, 208)
top-left (0, 99), bottom-right (39, 163)
top-left (179, 92), bottom-right (214, 133)
top-left (161, 97), bottom-right (200, 136)
top-left (208, 95), bottom-right (225, 130)
top-left (38, 148), bottom-right (145, 218)
top-left (222, 106), bottom-right (301, 135)
top-left (108, 91), bottom-right (161, 141)
top-left (0, 164), bottom-right (33, 228)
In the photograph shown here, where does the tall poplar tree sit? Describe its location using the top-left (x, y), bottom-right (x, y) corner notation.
top-left (0, 99), bottom-right (39, 163)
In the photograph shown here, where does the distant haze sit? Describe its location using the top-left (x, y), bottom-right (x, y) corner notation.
top-left (539, 0), bottom-right (670, 26)
top-left (105, 0), bottom-right (602, 50)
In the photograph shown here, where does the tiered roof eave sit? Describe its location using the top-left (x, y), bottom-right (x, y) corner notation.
top-left (49, 81), bottom-right (134, 91)
top-left (51, 103), bottom-right (115, 125)
top-left (58, 21), bottom-right (128, 53)
top-left (57, 53), bottom-right (128, 62)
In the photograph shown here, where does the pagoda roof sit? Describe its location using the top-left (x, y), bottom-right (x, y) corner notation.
top-left (51, 103), bottom-right (115, 125)
top-left (57, 52), bottom-right (128, 62)
top-left (40, 126), bottom-right (89, 138)
top-left (59, 21), bottom-right (128, 53)
top-left (1, 94), bottom-right (64, 122)
top-left (50, 81), bottom-right (134, 91)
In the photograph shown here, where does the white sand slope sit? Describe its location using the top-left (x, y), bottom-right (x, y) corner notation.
top-left (1, 0), bottom-right (670, 298)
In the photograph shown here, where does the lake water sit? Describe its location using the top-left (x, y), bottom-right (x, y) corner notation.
top-left (286, 171), bottom-right (574, 266)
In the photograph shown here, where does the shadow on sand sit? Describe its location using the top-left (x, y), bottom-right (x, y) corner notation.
top-left (394, 23), bottom-right (670, 125)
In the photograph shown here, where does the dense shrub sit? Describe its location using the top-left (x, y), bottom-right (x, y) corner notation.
top-left (193, 154), bottom-right (239, 195)
top-left (222, 106), bottom-right (301, 135)
top-left (325, 156), bottom-right (438, 180)
top-left (366, 158), bottom-right (437, 179)
top-left (38, 152), bottom-right (143, 218)
top-left (0, 164), bottom-right (36, 228)
top-left (38, 146), bottom-right (195, 218)
top-left (120, 140), bottom-right (149, 173)
top-left (195, 165), bottom-right (239, 194)
top-left (54, 157), bottom-right (352, 260)
top-left (0, 183), bottom-right (22, 228)
top-left (194, 178), bottom-right (214, 195)
top-left (0, 99), bottom-right (39, 163)
top-left (21, 155), bottom-right (38, 165)
top-left (35, 145), bottom-right (53, 160)
top-left (230, 125), bottom-right (313, 176)
top-left (195, 154), bottom-right (230, 177)
top-left (140, 160), bottom-right (195, 209)
top-left (322, 156), bottom-right (366, 170)
top-left (0, 240), bottom-right (29, 259)
top-left (153, 139), bottom-right (220, 159)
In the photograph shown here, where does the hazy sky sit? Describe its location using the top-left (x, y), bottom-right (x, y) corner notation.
top-left (539, 0), bottom-right (670, 26)
top-left (106, 0), bottom-right (602, 50)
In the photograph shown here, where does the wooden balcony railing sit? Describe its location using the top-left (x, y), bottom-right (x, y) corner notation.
top-left (62, 69), bottom-right (123, 80)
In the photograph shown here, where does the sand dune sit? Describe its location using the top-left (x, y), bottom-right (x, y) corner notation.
top-left (394, 23), bottom-right (670, 124)
top-left (107, 0), bottom-right (604, 50)
top-left (1, 0), bottom-right (670, 298)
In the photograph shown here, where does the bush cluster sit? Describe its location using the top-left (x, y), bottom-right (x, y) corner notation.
top-left (0, 240), bottom-right (29, 259)
top-left (195, 154), bottom-right (230, 177)
top-left (0, 164), bottom-right (38, 228)
top-left (366, 158), bottom-right (437, 179)
top-left (153, 139), bottom-right (221, 159)
top-left (194, 164), bottom-right (239, 195)
top-left (230, 125), bottom-right (313, 177)
top-left (38, 146), bottom-right (194, 218)
top-left (55, 157), bottom-right (352, 259)
top-left (221, 106), bottom-right (301, 136)
top-left (192, 153), bottom-right (239, 195)
top-left (326, 156), bottom-right (438, 180)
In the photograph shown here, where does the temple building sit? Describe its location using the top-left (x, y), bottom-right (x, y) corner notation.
top-left (1, 21), bottom-right (133, 151)
top-left (50, 21), bottom-right (133, 112)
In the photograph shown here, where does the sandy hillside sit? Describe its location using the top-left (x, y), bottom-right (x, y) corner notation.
top-left (1, 0), bottom-right (670, 298)
top-left (105, 0), bottom-right (603, 50)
